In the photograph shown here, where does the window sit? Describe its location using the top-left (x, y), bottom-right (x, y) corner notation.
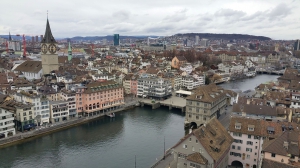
top-left (233, 132), bottom-right (242, 137)
top-left (189, 138), bottom-right (192, 142)
top-left (247, 141), bottom-right (253, 145)
top-left (196, 140), bottom-right (198, 143)
top-left (232, 145), bottom-right (235, 149)
top-left (271, 153), bottom-right (276, 157)
top-left (255, 146), bottom-right (258, 149)
top-left (196, 116), bottom-right (199, 120)
top-left (183, 144), bottom-right (187, 149)
top-left (237, 146), bottom-right (241, 150)
top-left (248, 127), bottom-right (254, 131)
top-left (192, 146), bottom-right (195, 151)
top-left (254, 136), bottom-right (260, 140)
top-left (234, 139), bottom-right (243, 144)
top-left (246, 154), bottom-right (250, 159)
top-left (255, 152), bottom-right (257, 155)
top-left (246, 148), bottom-right (252, 152)
top-left (248, 135), bottom-right (251, 139)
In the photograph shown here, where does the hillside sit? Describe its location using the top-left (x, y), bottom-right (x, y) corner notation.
top-left (175, 33), bottom-right (271, 41)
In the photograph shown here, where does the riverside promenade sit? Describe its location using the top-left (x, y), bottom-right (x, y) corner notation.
top-left (0, 98), bottom-right (138, 148)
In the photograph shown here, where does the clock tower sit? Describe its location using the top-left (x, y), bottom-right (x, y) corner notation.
top-left (41, 18), bottom-right (59, 75)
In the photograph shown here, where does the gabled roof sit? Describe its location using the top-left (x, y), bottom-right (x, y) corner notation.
top-left (262, 159), bottom-right (297, 168)
top-left (186, 152), bottom-right (208, 165)
top-left (14, 61), bottom-right (42, 73)
top-left (263, 130), bottom-right (299, 156)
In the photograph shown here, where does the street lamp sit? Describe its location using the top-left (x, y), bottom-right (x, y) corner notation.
top-left (163, 136), bottom-right (166, 160)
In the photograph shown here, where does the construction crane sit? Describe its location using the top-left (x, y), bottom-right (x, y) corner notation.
top-left (16, 33), bottom-right (42, 57)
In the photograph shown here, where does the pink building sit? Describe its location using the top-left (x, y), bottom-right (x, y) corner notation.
top-left (130, 79), bottom-right (137, 96)
top-left (76, 80), bottom-right (124, 117)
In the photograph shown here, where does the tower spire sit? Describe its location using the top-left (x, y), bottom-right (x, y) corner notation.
top-left (8, 31), bottom-right (12, 41)
top-left (68, 42), bottom-right (72, 61)
top-left (41, 16), bottom-right (56, 43)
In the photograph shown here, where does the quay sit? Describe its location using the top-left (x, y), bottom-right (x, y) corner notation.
top-left (0, 99), bottom-right (138, 149)
top-left (138, 96), bottom-right (186, 112)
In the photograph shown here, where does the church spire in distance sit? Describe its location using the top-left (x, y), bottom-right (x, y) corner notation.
top-left (68, 42), bottom-right (72, 61)
top-left (8, 31), bottom-right (12, 41)
top-left (41, 14), bottom-right (56, 43)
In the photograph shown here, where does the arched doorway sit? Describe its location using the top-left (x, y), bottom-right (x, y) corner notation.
top-left (253, 165), bottom-right (257, 168)
top-left (190, 122), bottom-right (197, 129)
top-left (231, 160), bottom-right (243, 168)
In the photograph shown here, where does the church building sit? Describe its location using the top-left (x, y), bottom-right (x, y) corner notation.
top-left (41, 18), bottom-right (59, 75)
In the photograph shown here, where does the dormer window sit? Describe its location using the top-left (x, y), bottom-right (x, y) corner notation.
top-left (235, 123), bottom-right (241, 129)
top-left (248, 125), bottom-right (255, 131)
top-left (267, 126), bottom-right (275, 134)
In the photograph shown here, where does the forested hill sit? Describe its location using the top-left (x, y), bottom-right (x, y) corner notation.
top-left (175, 33), bottom-right (271, 41)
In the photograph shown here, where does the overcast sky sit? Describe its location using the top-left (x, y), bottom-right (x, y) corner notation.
top-left (0, 0), bottom-right (299, 40)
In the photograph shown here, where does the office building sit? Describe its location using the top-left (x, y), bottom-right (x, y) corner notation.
top-left (114, 34), bottom-right (120, 46)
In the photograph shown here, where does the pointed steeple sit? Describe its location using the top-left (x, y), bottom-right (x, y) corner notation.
top-left (41, 18), bottom-right (56, 43)
top-left (8, 32), bottom-right (12, 41)
top-left (68, 42), bottom-right (72, 61)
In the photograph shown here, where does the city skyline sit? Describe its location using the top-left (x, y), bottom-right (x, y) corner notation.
top-left (0, 0), bottom-right (299, 40)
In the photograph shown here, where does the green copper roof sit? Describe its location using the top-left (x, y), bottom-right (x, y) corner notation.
top-left (41, 18), bottom-right (56, 43)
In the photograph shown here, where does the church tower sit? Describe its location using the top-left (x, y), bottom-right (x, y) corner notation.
top-left (41, 17), bottom-right (59, 75)
top-left (68, 42), bottom-right (72, 61)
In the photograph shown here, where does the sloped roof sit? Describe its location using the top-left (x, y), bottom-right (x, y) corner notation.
top-left (186, 152), bottom-right (208, 165)
top-left (262, 159), bottom-right (297, 168)
top-left (14, 61), bottom-right (42, 73)
top-left (41, 19), bottom-right (56, 43)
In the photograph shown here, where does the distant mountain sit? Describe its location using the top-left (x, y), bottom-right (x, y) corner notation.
top-left (175, 33), bottom-right (271, 41)
top-left (65, 35), bottom-right (159, 41)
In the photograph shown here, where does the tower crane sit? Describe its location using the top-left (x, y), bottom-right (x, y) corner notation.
top-left (15, 33), bottom-right (43, 57)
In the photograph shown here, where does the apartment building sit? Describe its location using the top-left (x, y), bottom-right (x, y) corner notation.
top-left (0, 108), bottom-right (15, 139)
top-left (262, 130), bottom-right (300, 168)
top-left (75, 80), bottom-right (124, 117)
top-left (0, 100), bottom-right (34, 132)
top-left (137, 77), bottom-right (172, 99)
top-left (49, 101), bottom-right (69, 123)
top-left (185, 84), bottom-right (227, 128)
top-left (170, 118), bottom-right (233, 168)
top-left (11, 90), bottom-right (50, 125)
top-left (181, 76), bottom-right (201, 90)
top-left (123, 73), bottom-right (138, 95)
top-left (228, 117), bottom-right (300, 168)
top-left (60, 89), bottom-right (77, 118)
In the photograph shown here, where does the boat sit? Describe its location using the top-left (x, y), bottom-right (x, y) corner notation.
top-left (107, 113), bottom-right (115, 118)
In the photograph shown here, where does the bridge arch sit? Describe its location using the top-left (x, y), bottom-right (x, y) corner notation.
top-left (231, 160), bottom-right (243, 168)
top-left (190, 122), bottom-right (197, 129)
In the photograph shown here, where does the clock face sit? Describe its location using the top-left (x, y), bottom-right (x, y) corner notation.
top-left (41, 44), bottom-right (48, 54)
top-left (48, 44), bottom-right (57, 54)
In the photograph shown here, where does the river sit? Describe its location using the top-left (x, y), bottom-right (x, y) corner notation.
top-left (0, 74), bottom-right (280, 168)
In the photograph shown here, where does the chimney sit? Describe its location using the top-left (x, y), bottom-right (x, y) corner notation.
top-left (283, 141), bottom-right (288, 150)
top-left (247, 99), bottom-right (250, 104)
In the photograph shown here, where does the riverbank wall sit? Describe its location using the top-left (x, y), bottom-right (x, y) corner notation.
top-left (0, 105), bottom-right (136, 149)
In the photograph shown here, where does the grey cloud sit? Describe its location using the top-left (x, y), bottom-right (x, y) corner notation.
top-left (267, 3), bottom-right (292, 20)
top-left (214, 9), bottom-right (246, 17)
top-left (112, 10), bottom-right (131, 20)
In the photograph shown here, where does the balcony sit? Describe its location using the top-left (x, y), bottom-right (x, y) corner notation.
top-left (155, 88), bottom-right (165, 91)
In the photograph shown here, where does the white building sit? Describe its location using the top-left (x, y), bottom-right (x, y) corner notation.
top-left (49, 101), bottom-right (69, 123)
top-left (181, 76), bottom-right (200, 90)
top-left (180, 63), bottom-right (193, 75)
top-left (13, 61), bottom-right (43, 80)
top-left (137, 77), bottom-right (172, 99)
top-left (291, 92), bottom-right (300, 109)
top-left (11, 90), bottom-right (50, 125)
top-left (0, 108), bottom-right (15, 139)
top-left (60, 90), bottom-right (77, 119)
